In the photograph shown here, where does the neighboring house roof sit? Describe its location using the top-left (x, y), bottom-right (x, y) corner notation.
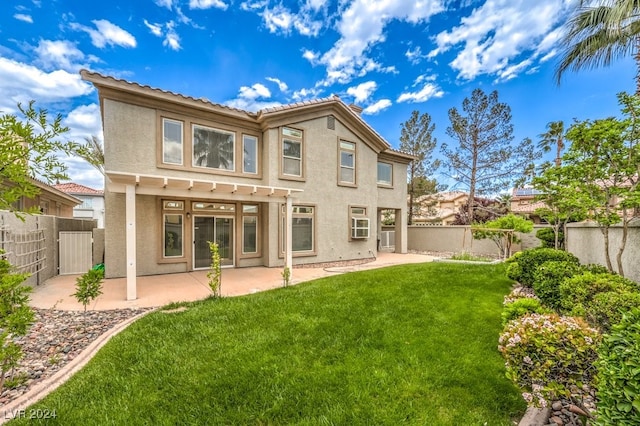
top-left (79, 69), bottom-right (415, 164)
top-left (54, 182), bottom-right (104, 196)
top-left (510, 200), bottom-right (548, 214)
top-left (30, 178), bottom-right (81, 205)
top-left (413, 207), bottom-right (458, 223)
top-left (512, 187), bottom-right (544, 198)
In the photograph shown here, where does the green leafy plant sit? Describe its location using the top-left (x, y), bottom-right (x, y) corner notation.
top-left (587, 291), bottom-right (640, 333)
top-left (0, 252), bottom-right (34, 393)
top-left (472, 214), bottom-right (533, 258)
top-left (559, 272), bottom-right (639, 317)
top-left (502, 298), bottom-right (552, 326)
top-left (207, 241), bottom-right (222, 297)
top-left (532, 260), bottom-right (583, 310)
top-left (536, 227), bottom-right (564, 249)
top-left (505, 248), bottom-right (580, 288)
top-left (72, 268), bottom-right (104, 312)
top-left (282, 266), bottom-right (291, 287)
top-left (595, 309), bottom-right (640, 425)
top-left (450, 252), bottom-right (493, 262)
top-left (499, 313), bottom-right (600, 408)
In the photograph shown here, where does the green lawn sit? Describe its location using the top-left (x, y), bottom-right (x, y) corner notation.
top-left (12, 262), bottom-right (525, 425)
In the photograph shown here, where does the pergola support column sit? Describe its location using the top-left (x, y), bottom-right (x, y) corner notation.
top-left (125, 184), bottom-right (137, 300)
top-left (285, 196), bottom-right (293, 281)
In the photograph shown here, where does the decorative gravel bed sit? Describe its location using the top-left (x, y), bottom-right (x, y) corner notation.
top-left (0, 308), bottom-right (151, 406)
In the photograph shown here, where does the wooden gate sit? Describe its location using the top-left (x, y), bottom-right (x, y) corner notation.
top-left (59, 231), bottom-right (93, 275)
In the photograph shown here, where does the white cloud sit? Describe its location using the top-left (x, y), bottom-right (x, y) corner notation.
top-left (266, 77), bottom-right (288, 92)
top-left (144, 20), bottom-right (163, 37)
top-left (317, 0), bottom-right (445, 85)
top-left (302, 49), bottom-right (319, 64)
top-left (292, 87), bottom-right (322, 101)
top-left (14, 14), bottom-right (33, 23)
top-left (262, 4), bottom-right (323, 36)
top-left (154, 0), bottom-right (174, 8)
top-left (144, 20), bottom-right (181, 50)
top-left (63, 103), bottom-right (103, 140)
top-left (363, 99), bottom-right (392, 115)
top-left (428, 0), bottom-right (572, 80)
top-left (189, 0), bottom-right (228, 10)
top-left (34, 40), bottom-right (91, 71)
top-left (397, 82), bottom-right (444, 103)
top-left (346, 81), bottom-right (377, 104)
top-left (71, 19), bottom-right (137, 49)
top-left (0, 57), bottom-right (93, 111)
top-left (405, 46), bottom-right (427, 65)
top-left (225, 83), bottom-right (280, 111)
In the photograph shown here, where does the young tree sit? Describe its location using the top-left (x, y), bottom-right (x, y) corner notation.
top-left (399, 111), bottom-right (440, 225)
top-left (442, 89), bottom-right (539, 224)
top-left (472, 214), bottom-right (534, 258)
top-left (562, 95), bottom-right (640, 275)
top-left (532, 163), bottom-right (589, 249)
top-left (0, 101), bottom-right (79, 214)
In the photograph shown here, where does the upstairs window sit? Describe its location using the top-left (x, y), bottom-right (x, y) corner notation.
top-left (243, 135), bottom-right (258, 174)
top-left (282, 127), bottom-right (303, 177)
top-left (193, 124), bottom-right (235, 171)
top-left (339, 141), bottom-right (356, 185)
top-left (163, 118), bottom-right (183, 165)
top-left (377, 161), bottom-right (393, 185)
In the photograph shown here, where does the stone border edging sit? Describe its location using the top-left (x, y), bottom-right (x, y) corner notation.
top-left (0, 309), bottom-right (155, 424)
top-left (518, 407), bottom-right (551, 426)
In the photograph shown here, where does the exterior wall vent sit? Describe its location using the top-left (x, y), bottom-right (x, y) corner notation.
top-left (327, 115), bottom-right (335, 130)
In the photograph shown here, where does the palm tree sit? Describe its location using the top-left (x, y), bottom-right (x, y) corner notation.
top-left (73, 135), bottom-right (104, 176)
top-left (538, 121), bottom-right (565, 167)
top-left (556, 0), bottom-right (640, 93)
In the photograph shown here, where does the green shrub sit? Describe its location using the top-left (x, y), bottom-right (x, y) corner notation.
top-left (581, 264), bottom-right (611, 275)
top-left (505, 248), bottom-right (580, 288)
top-left (504, 285), bottom-right (539, 305)
top-left (72, 268), bottom-right (104, 312)
top-left (559, 272), bottom-right (639, 315)
top-left (536, 227), bottom-right (563, 249)
top-left (506, 262), bottom-right (523, 281)
top-left (587, 292), bottom-right (640, 333)
top-left (499, 313), bottom-right (600, 408)
top-left (532, 261), bottom-right (583, 310)
top-left (502, 298), bottom-right (552, 326)
top-left (595, 309), bottom-right (640, 425)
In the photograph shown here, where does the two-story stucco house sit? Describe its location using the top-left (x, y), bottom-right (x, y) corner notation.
top-left (81, 70), bottom-right (412, 299)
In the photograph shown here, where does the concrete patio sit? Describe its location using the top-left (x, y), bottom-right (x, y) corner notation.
top-left (30, 252), bottom-right (435, 311)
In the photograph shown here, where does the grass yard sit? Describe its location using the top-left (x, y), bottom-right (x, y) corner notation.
top-left (11, 262), bottom-right (525, 425)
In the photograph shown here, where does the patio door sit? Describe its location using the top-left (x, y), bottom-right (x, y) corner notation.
top-left (193, 216), bottom-right (234, 269)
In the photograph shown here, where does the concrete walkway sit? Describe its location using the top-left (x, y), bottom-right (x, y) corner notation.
top-left (30, 252), bottom-right (435, 310)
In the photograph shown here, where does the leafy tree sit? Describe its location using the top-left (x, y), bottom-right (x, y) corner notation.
top-left (538, 121), bottom-right (565, 167)
top-left (561, 94), bottom-right (640, 275)
top-left (556, 0), bottom-right (640, 93)
top-left (72, 268), bottom-right (104, 312)
top-left (0, 101), bottom-right (79, 215)
top-left (532, 163), bottom-right (589, 249)
top-left (71, 135), bottom-right (104, 176)
top-left (472, 213), bottom-right (533, 258)
top-left (399, 111), bottom-right (440, 225)
top-left (452, 196), bottom-right (508, 225)
top-left (442, 89), bottom-right (539, 224)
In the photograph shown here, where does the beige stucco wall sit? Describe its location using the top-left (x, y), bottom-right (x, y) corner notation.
top-left (407, 225), bottom-right (545, 256)
top-left (101, 98), bottom-right (409, 275)
top-left (566, 222), bottom-right (640, 283)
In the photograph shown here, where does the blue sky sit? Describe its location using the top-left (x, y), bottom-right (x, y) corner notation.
top-left (0, 0), bottom-right (635, 190)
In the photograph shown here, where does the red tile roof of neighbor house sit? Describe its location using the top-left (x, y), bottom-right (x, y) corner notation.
top-left (53, 182), bottom-right (104, 195)
top-left (510, 200), bottom-right (548, 213)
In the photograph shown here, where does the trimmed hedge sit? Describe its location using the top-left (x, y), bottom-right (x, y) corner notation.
top-left (532, 261), bottom-right (582, 310)
top-left (506, 248), bottom-right (580, 288)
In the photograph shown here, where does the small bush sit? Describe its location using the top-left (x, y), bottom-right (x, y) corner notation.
top-left (581, 264), bottom-right (611, 275)
top-left (532, 261), bottom-right (583, 310)
top-left (559, 272), bottom-right (639, 315)
top-left (505, 248), bottom-right (580, 287)
top-left (499, 313), bottom-right (600, 407)
top-left (502, 298), bottom-right (552, 326)
top-left (506, 262), bottom-right (523, 281)
top-left (72, 268), bottom-right (104, 312)
top-left (536, 227), bottom-right (563, 249)
top-left (595, 309), bottom-right (640, 425)
top-left (504, 285), bottom-right (539, 305)
top-left (587, 291), bottom-right (640, 333)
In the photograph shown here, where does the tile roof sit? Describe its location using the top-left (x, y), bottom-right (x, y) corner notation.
top-left (53, 182), bottom-right (104, 195)
top-left (511, 200), bottom-right (547, 213)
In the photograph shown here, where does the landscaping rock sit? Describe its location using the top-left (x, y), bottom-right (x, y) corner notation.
top-left (0, 308), bottom-right (150, 406)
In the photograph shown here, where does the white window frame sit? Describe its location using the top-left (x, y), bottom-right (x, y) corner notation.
top-left (350, 206), bottom-right (370, 240)
top-left (339, 141), bottom-right (356, 185)
top-left (281, 127), bottom-right (303, 178)
top-left (377, 161), bottom-right (393, 186)
top-left (162, 118), bottom-right (183, 165)
top-left (243, 134), bottom-right (258, 174)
